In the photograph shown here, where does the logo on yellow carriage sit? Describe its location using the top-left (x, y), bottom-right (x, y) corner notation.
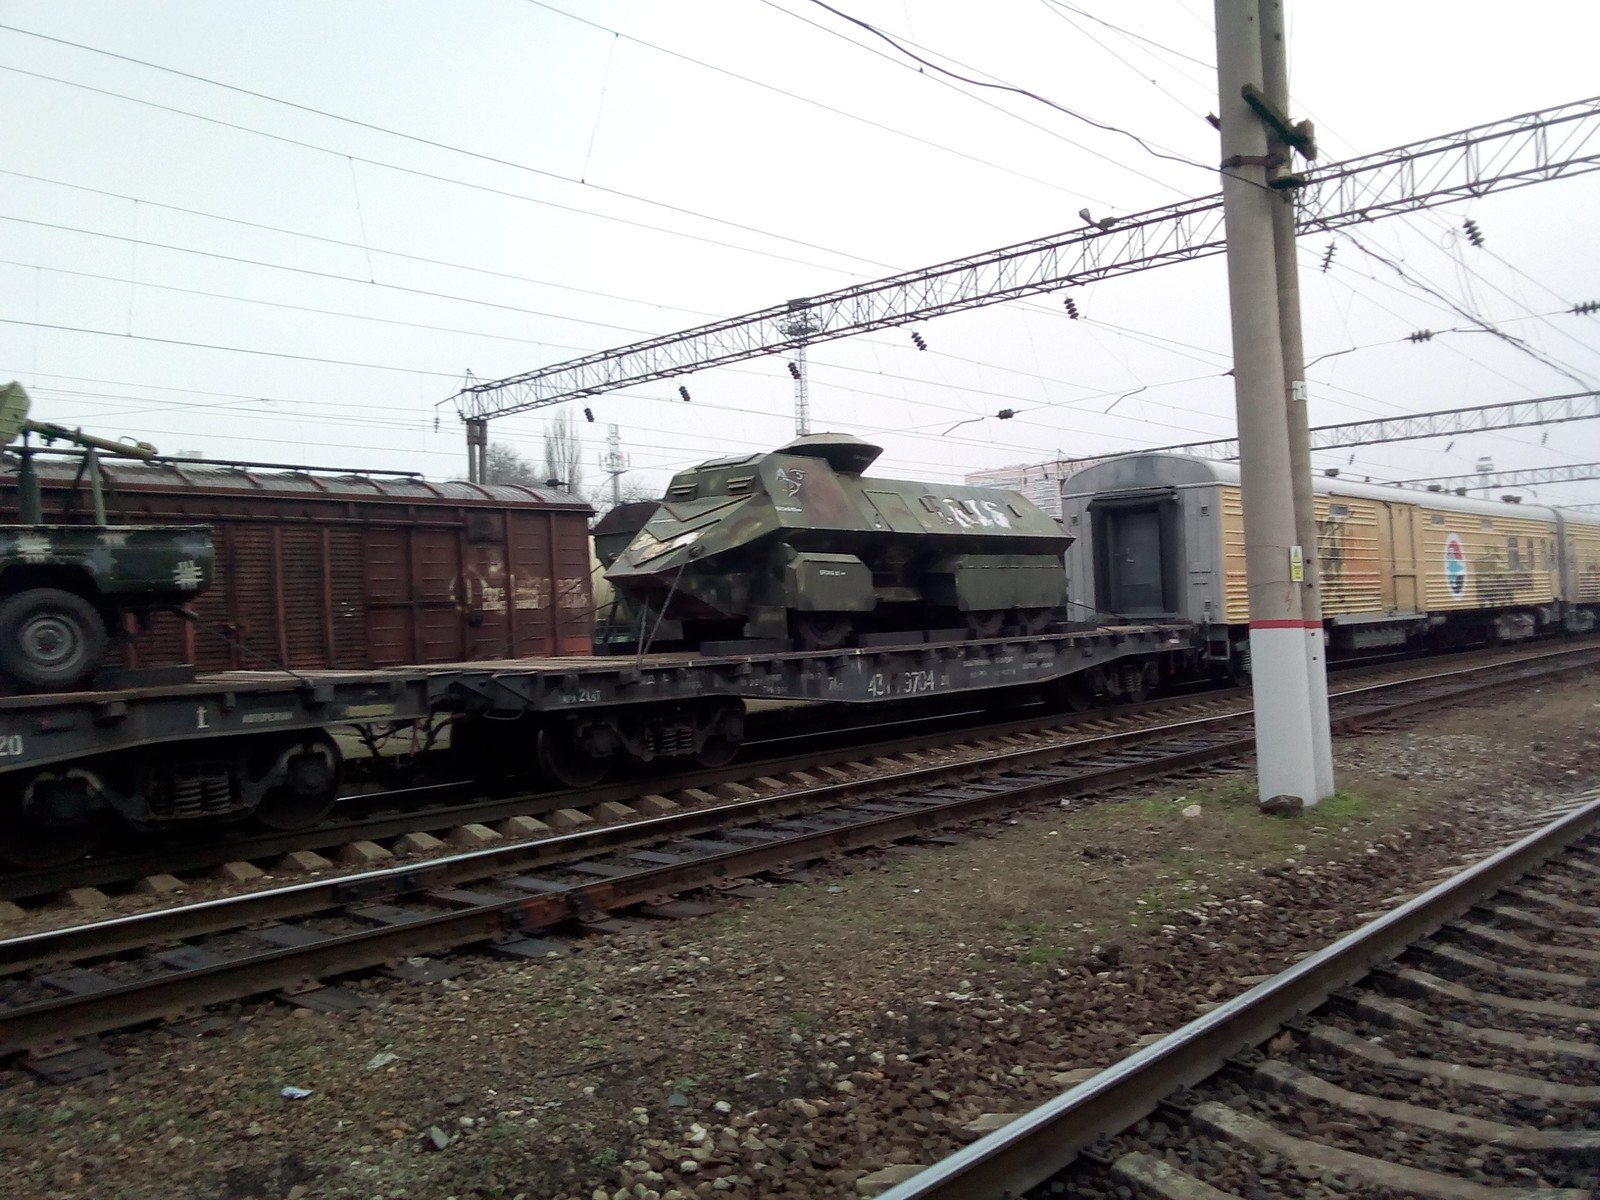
top-left (1444, 532), bottom-right (1468, 599)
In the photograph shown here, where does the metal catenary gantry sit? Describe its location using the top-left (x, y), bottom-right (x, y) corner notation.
top-left (451, 96), bottom-right (1600, 427)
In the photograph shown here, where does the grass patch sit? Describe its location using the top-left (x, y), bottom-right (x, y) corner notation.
top-left (1015, 943), bottom-right (1070, 966)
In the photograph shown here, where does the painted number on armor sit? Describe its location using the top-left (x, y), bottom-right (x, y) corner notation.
top-left (560, 689), bottom-right (603, 704)
top-left (0, 735), bottom-right (24, 757)
top-left (937, 497), bottom-right (1011, 530)
top-left (867, 670), bottom-right (937, 698)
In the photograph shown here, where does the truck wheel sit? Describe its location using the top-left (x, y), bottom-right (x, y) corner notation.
top-left (793, 612), bottom-right (853, 651)
top-left (0, 588), bottom-right (107, 691)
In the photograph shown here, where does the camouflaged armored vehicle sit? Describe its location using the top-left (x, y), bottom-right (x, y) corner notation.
top-left (605, 433), bottom-right (1071, 649)
top-left (0, 383), bottom-right (215, 691)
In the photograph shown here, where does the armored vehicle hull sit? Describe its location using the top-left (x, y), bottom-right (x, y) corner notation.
top-left (605, 434), bottom-right (1072, 649)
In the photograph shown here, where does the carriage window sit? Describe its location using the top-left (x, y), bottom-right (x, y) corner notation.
top-left (1327, 503), bottom-right (1350, 520)
top-left (1507, 537), bottom-right (1519, 569)
top-left (1431, 514), bottom-right (1445, 525)
top-left (1480, 518), bottom-right (1494, 530)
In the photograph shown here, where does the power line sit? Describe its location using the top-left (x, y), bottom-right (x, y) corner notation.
top-left (1035, 0), bottom-right (1204, 118)
top-left (0, 318), bottom-right (465, 378)
top-left (801, 0), bottom-right (1212, 173)
top-left (518, 0), bottom-right (1093, 202)
top-left (0, 23), bottom-right (903, 272)
top-left (0, 62), bottom-right (890, 278)
top-left (0, 167), bottom-right (728, 320)
top-left (1040, 0), bottom-right (1215, 71)
top-left (0, 213), bottom-right (662, 335)
top-left (1337, 230), bottom-right (1597, 390)
top-left (753, 0), bottom-right (1193, 198)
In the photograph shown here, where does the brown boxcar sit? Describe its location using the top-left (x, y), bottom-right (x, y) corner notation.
top-left (0, 455), bottom-right (595, 672)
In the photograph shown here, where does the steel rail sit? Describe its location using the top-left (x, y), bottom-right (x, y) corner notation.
top-left (0, 736), bottom-right (1262, 1051)
top-left (0, 647), bottom-right (1593, 1053)
top-left (5, 643), bottom-right (1590, 973)
top-left (875, 789), bottom-right (1600, 1200)
top-left (3, 637), bottom-right (1575, 899)
top-left (0, 686), bottom-right (1248, 900)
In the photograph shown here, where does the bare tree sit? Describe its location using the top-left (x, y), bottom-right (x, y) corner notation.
top-left (542, 410), bottom-right (585, 495)
top-left (483, 441), bottom-right (539, 486)
top-left (589, 474), bottom-right (660, 520)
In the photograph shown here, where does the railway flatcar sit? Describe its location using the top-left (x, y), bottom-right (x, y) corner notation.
top-left (1060, 454), bottom-right (1600, 670)
top-left (0, 453), bottom-right (595, 674)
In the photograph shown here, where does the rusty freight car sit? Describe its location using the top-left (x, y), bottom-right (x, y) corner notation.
top-left (0, 454), bottom-right (595, 673)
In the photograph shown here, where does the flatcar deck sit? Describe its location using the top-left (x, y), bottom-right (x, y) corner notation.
top-left (0, 623), bottom-right (1194, 777)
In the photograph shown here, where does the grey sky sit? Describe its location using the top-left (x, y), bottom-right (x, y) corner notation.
top-left (2, 1), bottom-right (1598, 503)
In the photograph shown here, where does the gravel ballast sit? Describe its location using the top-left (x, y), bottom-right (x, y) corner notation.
top-left (1, 670), bottom-right (1596, 1200)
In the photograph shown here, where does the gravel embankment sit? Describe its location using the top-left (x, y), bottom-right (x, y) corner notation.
top-left (1, 671), bottom-right (1595, 1200)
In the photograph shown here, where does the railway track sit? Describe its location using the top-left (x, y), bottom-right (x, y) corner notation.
top-left (0, 643), bottom-right (1594, 1070)
top-left (866, 789), bottom-right (1600, 1200)
top-left (3, 640), bottom-right (1589, 904)
top-left (0, 685), bottom-right (1247, 902)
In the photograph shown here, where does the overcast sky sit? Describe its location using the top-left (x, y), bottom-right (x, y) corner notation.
top-left (2, 1), bottom-right (1599, 506)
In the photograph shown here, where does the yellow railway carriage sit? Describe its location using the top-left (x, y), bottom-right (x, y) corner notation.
top-left (1061, 454), bottom-right (1599, 667)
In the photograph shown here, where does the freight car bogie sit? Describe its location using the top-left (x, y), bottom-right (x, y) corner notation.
top-left (5, 767), bottom-right (108, 867)
top-left (454, 697), bottom-right (748, 790)
top-left (249, 733), bottom-right (344, 831)
top-left (0, 730), bottom-right (344, 868)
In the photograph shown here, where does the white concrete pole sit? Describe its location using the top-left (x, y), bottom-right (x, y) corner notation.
top-left (1258, 0), bottom-right (1335, 799)
top-left (1214, 0), bottom-right (1320, 805)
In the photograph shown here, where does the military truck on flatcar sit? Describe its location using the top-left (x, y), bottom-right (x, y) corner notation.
top-left (0, 383), bottom-right (215, 691)
top-left (605, 433), bottom-right (1072, 649)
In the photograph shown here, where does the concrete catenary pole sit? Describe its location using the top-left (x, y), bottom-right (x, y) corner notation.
top-left (1213, 0), bottom-right (1321, 804)
top-left (465, 417), bottom-right (488, 484)
top-left (1258, 0), bottom-right (1335, 798)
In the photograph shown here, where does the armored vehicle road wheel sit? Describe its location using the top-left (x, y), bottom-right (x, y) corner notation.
top-left (1016, 608), bottom-right (1053, 635)
top-left (794, 612), bottom-right (853, 652)
top-left (965, 610), bottom-right (1005, 640)
top-left (0, 587), bottom-right (107, 692)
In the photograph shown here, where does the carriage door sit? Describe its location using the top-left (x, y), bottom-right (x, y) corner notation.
top-left (1386, 503), bottom-right (1420, 613)
top-left (1106, 508), bottom-right (1165, 614)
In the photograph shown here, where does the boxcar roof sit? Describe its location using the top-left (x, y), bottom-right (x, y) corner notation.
top-left (1, 454), bottom-right (592, 511)
top-left (1061, 452), bottom-right (1599, 527)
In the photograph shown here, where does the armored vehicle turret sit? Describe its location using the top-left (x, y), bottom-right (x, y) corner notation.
top-left (605, 433), bottom-right (1071, 649)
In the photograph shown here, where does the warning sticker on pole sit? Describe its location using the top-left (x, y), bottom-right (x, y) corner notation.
top-left (1289, 545), bottom-right (1304, 583)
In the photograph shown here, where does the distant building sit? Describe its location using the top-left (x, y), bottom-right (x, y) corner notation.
top-left (965, 457), bottom-right (1106, 518)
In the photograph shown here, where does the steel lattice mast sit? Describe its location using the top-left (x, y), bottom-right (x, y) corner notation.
top-left (454, 96), bottom-right (1600, 428)
top-left (1136, 389), bottom-right (1600, 462)
top-left (1396, 460), bottom-right (1600, 491)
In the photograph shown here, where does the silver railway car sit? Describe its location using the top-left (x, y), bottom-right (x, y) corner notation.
top-left (1061, 454), bottom-right (1600, 671)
